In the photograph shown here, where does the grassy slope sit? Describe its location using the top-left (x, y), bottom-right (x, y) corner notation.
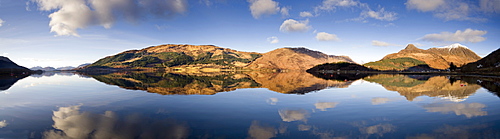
top-left (363, 57), bottom-right (427, 71)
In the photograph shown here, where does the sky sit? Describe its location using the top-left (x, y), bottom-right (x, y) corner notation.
top-left (0, 0), bottom-right (499, 68)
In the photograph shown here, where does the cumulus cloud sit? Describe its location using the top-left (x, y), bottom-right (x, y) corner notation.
top-left (0, 120), bottom-right (7, 128)
top-left (480, 0), bottom-right (500, 13)
top-left (299, 11), bottom-right (314, 17)
top-left (420, 28), bottom-right (487, 43)
top-left (314, 102), bottom-right (339, 111)
top-left (361, 8), bottom-right (397, 21)
top-left (248, 0), bottom-right (280, 19)
top-left (371, 40), bottom-right (401, 47)
top-left (32, 0), bottom-right (188, 36)
top-left (278, 109), bottom-right (309, 122)
top-left (315, 0), bottom-right (359, 12)
top-left (279, 19), bottom-right (311, 32)
top-left (423, 103), bottom-right (487, 118)
top-left (280, 6), bottom-right (291, 17)
top-left (0, 18), bottom-right (4, 27)
top-left (406, 0), bottom-right (494, 21)
top-left (44, 105), bottom-right (190, 138)
top-left (315, 32), bottom-right (340, 41)
top-left (406, 0), bottom-right (445, 12)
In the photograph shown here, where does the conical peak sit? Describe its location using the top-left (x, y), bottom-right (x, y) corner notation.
top-left (404, 44), bottom-right (419, 50)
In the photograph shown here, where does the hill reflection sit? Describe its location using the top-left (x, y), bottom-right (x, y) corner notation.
top-left (363, 74), bottom-right (482, 101)
top-left (83, 71), bottom-right (356, 95)
top-left (80, 71), bottom-right (500, 99)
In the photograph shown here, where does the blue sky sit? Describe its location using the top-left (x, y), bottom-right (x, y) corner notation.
top-left (0, 0), bottom-right (499, 67)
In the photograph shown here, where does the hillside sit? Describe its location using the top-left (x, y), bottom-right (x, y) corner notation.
top-left (460, 48), bottom-right (500, 72)
top-left (306, 62), bottom-right (377, 73)
top-left (382, 44), bottom-right (480, 69)
top-left (363, 57), bottom-right (427, 71)
top-left (246, 47), bottom-right (355, 71)
top-left (0, 56), bottom-right (32, 75)
top-left (83, 44), bottom-right (262, 70)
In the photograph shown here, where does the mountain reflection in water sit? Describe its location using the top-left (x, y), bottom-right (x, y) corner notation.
top-left (81, 71), bottom-right (500, 101)
top-left (83, 71), bottom-right (354, 95)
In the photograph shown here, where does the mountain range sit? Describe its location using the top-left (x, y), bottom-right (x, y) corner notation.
top-left (379, 43), bottom-right (481, 70)
top-left (81, 44), bottom-right (354, 71)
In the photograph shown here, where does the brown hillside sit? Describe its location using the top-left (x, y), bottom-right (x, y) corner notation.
top-left (246, 47), bottom-right (355, 71)
top-left (382, 44), bottom-right (481, 69)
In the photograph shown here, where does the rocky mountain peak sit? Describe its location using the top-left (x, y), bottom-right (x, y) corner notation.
top-left (404, 44), bottom-right (420, 50)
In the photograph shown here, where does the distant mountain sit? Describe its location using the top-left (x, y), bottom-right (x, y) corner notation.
top-left (363, 57), bottom-right (427, 71)
top-left (56, 66), bottom-right (76, 70)
top-left (77, 63), bottom-right (91, 68)
top-left (30, 66), bottom-right (56, 71)
top-left (81, 44), bottom-right (261, 71)
top-left (246, 47), bottom-right (355, 71)
top-left (0, 56), bottom-right (32, 74)
top-left (460, 48), bottom-right (500, 72)
top-left (381, 44), bottom-right (481, 69)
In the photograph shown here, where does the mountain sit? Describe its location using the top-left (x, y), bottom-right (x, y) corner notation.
top-left (306, 62), bottom-right (376, 73)
top-left (0, 56), bottom-right (32, 74)
top-left (30, 66), bottom-right (56, 71)
top-left (82, 44), bottom-right (262, 71)
top-left (56, 66), bottom-right (76, 70)
top-left (77, 63), bottom-right (91, 68)
top-left (246, 47), bottom-right (355, 71)
top-left (460, 48), bottom-right (500, 72)
top-left (363, 57), bottom-right (426, 71)
top-left (381, 44), bottom-right (481, 69)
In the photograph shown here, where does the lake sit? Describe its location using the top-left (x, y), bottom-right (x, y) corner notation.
top-left (1, 71), bottom-right (499, 139)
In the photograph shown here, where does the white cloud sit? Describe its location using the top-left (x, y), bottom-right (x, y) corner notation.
top-left (420, 28), bottom-right (487, 43)
top-left (279, 19), bottom-right (311, 32)
top-left (315, 0), bottom-right (359, 12)
top-left (316, 32), bottom-right (340, 41)
top-left (371, 40), bottom-right (401, 47)
top-left (406, 0), bottom-right (445, 12)
top-left (248, 0), bottom-right (280, 19)
top-left (0, 18), bottom-right (4, 27)
top-left (299, 11), bottom-right (314, 17)
top-left (406, 0), bottom-right (492, 21)
top-left (480, 0), bottom-right (500, 13)
top-left (280, 6), bottom-right (291, 17)
top-left (248, 121), bottom-right (277, 139)
top-left (0, 120), bottom-right (7, 128)
top-left (361, 8), bottom-right (397, 21)
top-left (267, 36), bottom-right (279, 44)
top-left (32, 0), bottom-right (188, 36)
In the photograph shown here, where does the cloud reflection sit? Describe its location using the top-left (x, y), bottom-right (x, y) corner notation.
top-left (0, 120), bottom-right (7, 128)
top-left (278, 109), bottom-right (310, 122)
top-left (247, 120), bottom-right (277, 139)
top-left (43, 105), bottom-right (189, 139)
top-left (314, 102), bottom-right (339, 111)
top-left (266, 98), bottom-right (278, 105)
top-left (423, 103), bottom-right (487, 118)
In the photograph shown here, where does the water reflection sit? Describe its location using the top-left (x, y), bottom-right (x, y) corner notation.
top-left (43, 105), bottom-right (189, 139)
top-left (364, 74), bottom-right (483, 101)
top-left (82, 71), bottom-right (356, 95)
top-left (0, 74), bottom-right (30, 90)
top-left (422, 103), bottom-right (487, 118)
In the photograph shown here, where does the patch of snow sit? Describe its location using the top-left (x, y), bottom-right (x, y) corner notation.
top-left (440, 43), bottom-right (469, 51)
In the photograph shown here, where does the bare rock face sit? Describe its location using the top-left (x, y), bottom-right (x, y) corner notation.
top-left (382, 44), bottom-right (481, 69)
top-left (246, 47), bottom-right (355, 71)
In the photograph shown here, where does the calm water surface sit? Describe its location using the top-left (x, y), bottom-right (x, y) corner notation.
top-left (0, 72), bottom-right (499, 139)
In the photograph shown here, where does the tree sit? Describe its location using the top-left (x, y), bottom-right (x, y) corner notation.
top-left (449, 62), bottom-right (457, 71)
